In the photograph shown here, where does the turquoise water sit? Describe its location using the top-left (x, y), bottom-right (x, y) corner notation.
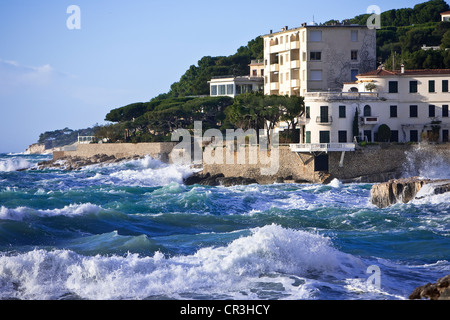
top-left (0, 153), bottom-right (448, 300)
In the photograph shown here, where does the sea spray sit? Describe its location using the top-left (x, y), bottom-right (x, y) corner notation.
top-left (403, 144), bottom-right (450, 179)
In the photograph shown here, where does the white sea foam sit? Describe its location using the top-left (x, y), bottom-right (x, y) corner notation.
top-left (0, 157), bottom-right (34, 172)
top-left (0, 224), bottom-right (366, 300)
top-left (0, 203), bottom-right (103, 221)
top-left (84, 155), bottom-right (196, 187)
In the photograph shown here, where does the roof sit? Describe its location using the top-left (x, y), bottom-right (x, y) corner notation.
top-left (441, 11), bottom-right (450, 15)
top-left (357, 68), bottom-right (450, 77)
top-left (261, 24), bottom-right (369, 37)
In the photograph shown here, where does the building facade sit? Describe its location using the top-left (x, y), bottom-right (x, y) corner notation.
top-left (262, 24), bottom-right (377, 97)
top-left (296, 67), bottom-right (450, 147)
top-left (209, 60), bottom-right (264, 98)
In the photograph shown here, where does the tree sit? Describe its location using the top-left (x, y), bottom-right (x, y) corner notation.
top-left (353, 108), bottom-right (360, 142)
top-left (377, 124), bottom-right (392, 142)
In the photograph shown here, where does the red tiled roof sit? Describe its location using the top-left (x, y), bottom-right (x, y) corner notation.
top-left (441, 11), bottom-right (450, 15)
top-left (357, 68), bottom-right (450, 77)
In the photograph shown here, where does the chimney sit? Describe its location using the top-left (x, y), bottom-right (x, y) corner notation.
top-left (270, 30), bottom-right (273, 34)
top-left (401, 64), bottom-right (405, 74)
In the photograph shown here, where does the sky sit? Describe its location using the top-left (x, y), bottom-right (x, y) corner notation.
top-left (0, 0), bottom-right (438, 153)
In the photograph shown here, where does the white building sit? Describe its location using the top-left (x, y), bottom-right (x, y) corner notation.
top-left (209, 60), bottom-right (264, 98)
top-left (441, 11), bottom-right (450, 22)
top-left (262, 24), bottom-right (377, 97)
top-left (292, 66), bottom-right (450, 152)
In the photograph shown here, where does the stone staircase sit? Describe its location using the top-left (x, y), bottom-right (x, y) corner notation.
top-left (316, 171), bottom-right (332, 184)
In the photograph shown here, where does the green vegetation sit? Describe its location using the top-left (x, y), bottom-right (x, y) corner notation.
top-left (38, 127), bottom-right (95, 149)
top-left (377, 124), bottom-right (392, 142)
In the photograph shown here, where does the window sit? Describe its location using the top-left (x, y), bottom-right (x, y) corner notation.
top-left (444, 130), bottom-right (449, 142)
top-left (351, 50), bottom-right (358, 61)
top-left (310, 31), bottom-right (322, 42)
top-left (319, 131), bottom-right (330, 143)
top-left (390, 105), bottom-right (398, 118)
top-left (310, 70), bottom-right (322, 81)
top-left (305, 106), bottom-right (310, 119)
top-left (410, 130), bottom-right (419, 142)
top-left (351, 30), bottom-right (358, 42)
top-left (410, 105), bottom-right (418, 118)
top-left (339, 105), bottom-right (346, 118)
top-left (227, 84), bottom-right (234, 95)
top-left (310, 51), bottom-right (321, 61)
top-left (389, 81), bottom-right (398, 93)
top-left (443, 80), bottom-right (449, 92)
top-left (305, 131), bottom-right (311, 143)
top-left (429, 80), bottom-right (435, 93)
top-left (363, 105), bottom-right (371, 117)
top-left (410, 81), bottom-right (418, 93)
top-left (211, 85), bottom-right (217, 96)
top-left (252, 70), bottom-right (258, 76)
top-left (391, 130), bottom-right (399, 142)
top-left (218, 85), bottom-right (226, 95)
top-left (429, 105), bottom-right (436, 118)
top-left (338, 131), bottom-right (347, 143)
top-left (443, 105), bottom-right (449, 117)
top-left (351, 69), bottom-right (359, 81)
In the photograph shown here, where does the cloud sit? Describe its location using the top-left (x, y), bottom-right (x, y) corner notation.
top-left (0, 59), bottom-right (72, 91)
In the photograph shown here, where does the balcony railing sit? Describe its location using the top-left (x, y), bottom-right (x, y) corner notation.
top-left (290, 143), bottom-right (356, 153)
top-left (363, 116), bottom-right (379, 125)
top-left (305, 92), bottom-right (379, 101)
top-left (316, 116), bottom-right (333, 125)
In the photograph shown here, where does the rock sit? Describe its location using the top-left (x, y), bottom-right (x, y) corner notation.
top-left (216, 176), bottom-right (257, 187)
top-left (183, 172), bottom-right (257, 187)
top-left (28, 154), bottom-right (143, 171)
top-left (410, 275), bottom-right (450, 300)
top-left (370, 177), bottom-right (450, 208)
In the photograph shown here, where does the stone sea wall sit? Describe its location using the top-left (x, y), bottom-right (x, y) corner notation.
top-left (51, 142), bottom-right (450, 185)
top-left (53, 142), bottom-right (177, 163)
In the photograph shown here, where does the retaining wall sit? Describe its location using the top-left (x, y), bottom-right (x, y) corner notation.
top-left (53, 142), bottom-right (178, 163)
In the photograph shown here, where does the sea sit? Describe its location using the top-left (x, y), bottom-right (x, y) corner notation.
top-left (0, 149), bottom-right (448, 301)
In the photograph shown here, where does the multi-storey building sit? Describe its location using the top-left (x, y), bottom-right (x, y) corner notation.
top-left (292, 66), bottom-right (450, 152)
top-left (262, 24), bottom-right (377, 97)
top-left (209, 60), bottom-right (264, 98)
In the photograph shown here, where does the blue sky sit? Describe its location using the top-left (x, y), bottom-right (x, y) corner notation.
top-left (0, 0), bottom-right (438, 152)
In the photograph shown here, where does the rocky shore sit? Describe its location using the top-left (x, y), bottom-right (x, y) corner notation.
top-left (183, 172), bottom-right (258, 187)
top-left (410, 275), bottom-right (450, 300)
top-left (31, 154), bottom-right (144, 171)
top-left (370, 177), bottom-right (450, 208)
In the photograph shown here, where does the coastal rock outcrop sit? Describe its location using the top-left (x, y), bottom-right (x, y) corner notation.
top-left (370, 177), bottom-right (450, 208)
top-left (183, 172), bottom-right (257, 187)
top-left (409, 275), bottom-right (450, 300)
top-left (32, 154), bottom-right (142, 171)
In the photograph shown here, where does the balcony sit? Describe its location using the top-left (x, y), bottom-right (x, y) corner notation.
top-left (291, 79), bottom-right (300, 87)
top-left (290, 143), bottom-right (356, 153)
top-left (270, 82), bottom-right (280, 90)
top-left (362, 116), bottom-right (379, 125)
top-left (290, 41), bottom-right (300, 50)
top-left (316, 116), bottom-right (333, 125)
top-left (290, 60), bottom-right (300, 69)
top-left (270, 64), bottom-right (279, 72)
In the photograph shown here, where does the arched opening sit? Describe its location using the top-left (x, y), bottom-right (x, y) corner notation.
top-left (349, 87), bottom-right (359, 92)
top-left (364, 105), bottom-right (372, 117)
